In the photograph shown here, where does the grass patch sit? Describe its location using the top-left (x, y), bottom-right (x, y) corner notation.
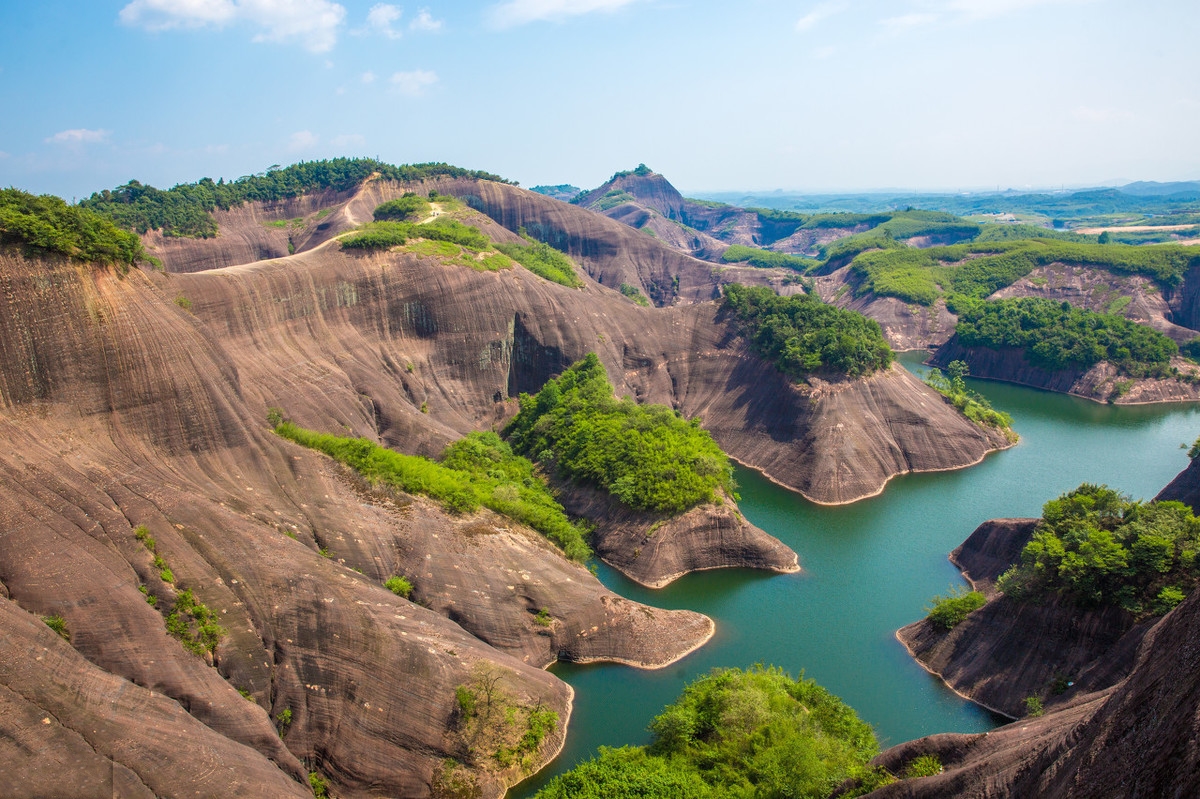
top-left (720, 244), bottom-right (815, 272)
top-left (385, 575), bottom-right (413, 598)
top-left (926, 585), bottom-right (987, 630)
top-left (619, 283), bottom-right (651, 306)
top-left (495, 232), bottom-right (583, 287)
top-left (274, 423), bottom-right (591, 562)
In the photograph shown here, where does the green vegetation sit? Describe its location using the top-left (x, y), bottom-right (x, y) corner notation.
top-left (504, 354), bottom-right (735, 515)
top-left (722, 284), bottom-right (893, 379)
top-left (973, 223), bottom-right (1090, 243)
top-left (924, 360), bottom-right (1015, 436)
top-left (309, 771), bottom-right (330, 799)
top-left (374, 193), bottom-right (432, 222)
top-left (341, 216), bottom-right (514, 272)
top-left (166, 589), bottom-right (226, 657)
top-left (534, 608), bottom-right (553, 627)
top-left (1024, 696), bottom-right (1045, 718)
top-left (954, 296), bottom-right (1178, 376)
top-left (82, 158), bottom-right (507, 238)
top-left (619, 282), bottom-right (651, 306)
top-left (276, 707), bottom-right (293, 738)
top-left (534, 665), bottom-right (888, 799)
top-left (1, 188), bottom-right (145, 270)
top-left (274, 423), bottom-right (591, 562)
top-left (42, 614), bottom-right (70, 641)
top-left (996, 484), bottom-right (1200, 615)
top-left (925, 585), bottom-right (987, 631)
top-left (495, 232), bottom-right (583, 287)
top-left (174, 295), bottom-right (193, 312)
top-left (455, 663), bottom-right (558, 774)
top-left (385, 575), bottom-right (413, 598)
top-left (847, 239), bottom-right (1199, 307)
top-left (593, 189), bottom-right (637, 211)
top-left (902, 754), bottom-right (943, 779)
top-left (720, 244), bottom-right (815, 272)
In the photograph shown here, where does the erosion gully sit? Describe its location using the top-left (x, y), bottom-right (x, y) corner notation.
top-left (509, 352), bottom-right (1200, 796)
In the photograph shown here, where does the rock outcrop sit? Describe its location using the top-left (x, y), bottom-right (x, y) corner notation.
top-left (872, 578), bottom-right (1200, 799)
top-left (897, 519), bottom-right (1150, 720)
top-left (929, 337), bottom-right (1200, 404)
top-left (1157, 454), bottom-right (1200, 511)
top-left (556, 485), bottom-right (799, 589)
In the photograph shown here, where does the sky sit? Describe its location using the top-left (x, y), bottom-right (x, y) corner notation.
top-left (2, 0), bottom-right (1198, 199)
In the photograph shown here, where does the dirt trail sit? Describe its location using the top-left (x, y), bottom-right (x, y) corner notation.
top-left (1076, 223), bottom-right (1198, 234)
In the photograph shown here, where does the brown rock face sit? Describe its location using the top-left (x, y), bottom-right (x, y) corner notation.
top-left (556, 485), bottom-right (799, 589)
top-left (816, 266), bottom-right (958, 351)
top-left (929, 337), bottom-right (1200, 405)
top-left (1157, 454), bottom-right (1200, 511)
top-left (897, 518), bottom-right (1149, 720)
top-left (872, 584), bottom-right (1200, 799)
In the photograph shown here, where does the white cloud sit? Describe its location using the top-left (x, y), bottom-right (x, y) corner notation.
top-left (361, 70), bottom-right (377, 83)
top-left (288, 130), bottom-right (320, 151)
top-left (331, 133), bottom-right (367, 149)
top-left (45, 128), bottom-right (111, 145)
top-left (119, 0), bottom-right (237, 30)
top-left (488, 0), bottom-right (644, 28)
top-left (390, 69), bottom-right (438, 96)
top-left (879, 12), bottom-right (938, 31)
top-left (365, 3), bottom-right (402, 38)
top-left (119, 0), bottom-right (346, 52)
top-left (410, 8), bottom-right (442, 31)
top-left (796, 2), bottom-right (843, 33)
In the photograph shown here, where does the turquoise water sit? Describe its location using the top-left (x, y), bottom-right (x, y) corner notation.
top-left (509, 354), bottom-right (1200, 796)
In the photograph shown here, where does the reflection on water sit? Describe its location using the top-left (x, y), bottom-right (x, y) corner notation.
top-left (509, 354), bottom-right (1199, 796)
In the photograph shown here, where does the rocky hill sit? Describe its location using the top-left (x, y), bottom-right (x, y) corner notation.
top-left (873, 462), bottom-right (1200, 798)
top-left (0, 167), bottom-right (1020, 797)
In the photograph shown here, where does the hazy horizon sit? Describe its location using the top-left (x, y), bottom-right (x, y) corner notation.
top-left (3, 0), bottom-right (1198, 200)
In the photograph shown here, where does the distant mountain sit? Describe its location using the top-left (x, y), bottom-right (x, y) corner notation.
top-left (530, 184), bottom-right (581, 202)
top-left (1120, 180), bottom-right (1200, 197)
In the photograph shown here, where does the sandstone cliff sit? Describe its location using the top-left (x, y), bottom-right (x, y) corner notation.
top-left (896, 519), bottom-right (1150, 720)
top-left (929, 338), bottom-right (1200, 405)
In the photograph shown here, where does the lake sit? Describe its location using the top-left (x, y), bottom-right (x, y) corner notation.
top-left (510, 353), bottom-right (1200, 796)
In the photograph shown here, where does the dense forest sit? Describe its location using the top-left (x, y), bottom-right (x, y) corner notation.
top-left (81, 158), bottom-right (508, 238)
top-left (534, 666), bottom-right (894, 799)
top-left (504, 354), bottom-right (735, 515)
top-left (0, 188), bottom-right (145, 269)
top-left (722, 284), bottom-right (893, 379)
top-left (953, 296), bottom-right (1179, 375)
top-left (997, 484), bottom-right (1200, 616)
top-left (274, 423), bottom-right (591, 562)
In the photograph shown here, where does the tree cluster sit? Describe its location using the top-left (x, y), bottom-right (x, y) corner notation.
top-left (722, 284), bottom-right (894, 379)
top-left (504, 354), bottom-right (735, 515)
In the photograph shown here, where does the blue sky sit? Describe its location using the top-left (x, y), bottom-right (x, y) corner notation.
top-left (2, 0), bottom-right (1198, 199)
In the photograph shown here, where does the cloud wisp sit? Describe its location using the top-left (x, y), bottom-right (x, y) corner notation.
top-left (796, 2), bottom-right (844, 33)
top-left (45, 128), bottom-right (111, 145)
top-left (390, 69), bottom-right (438, 96)
top-left (488, 0), bottom-right (645, 29)
top-left (364, 3), bottom-right (403, 38)
top-left (119, 0), bottom-right (347, 53)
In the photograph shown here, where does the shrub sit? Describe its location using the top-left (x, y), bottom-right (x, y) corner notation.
top-left (385, 575), bottom-right (413, 598)
top-left (618, 283), bottom-right (651, 306)
top-left (924, 362), bottom-right (1016, 437)
top-left (42, 614), bottom-right (70, 641)
top-left (534, 608), bottom-right (552, 627)
top-left (926, 586), bottom-right (987, 630)
top-left (1, 188), bottom-right (145, 269)
top-left (997, 484), bottom-right (1200, 614)
top-left (374, 193), bottom-right (431, 222)
top-left (308, 771), bottom-right (329, 799)
top-left (720, 245), bottom-right (814, 272)
top-left (1024, 696), bottom-right (1044, 717)
top-left (903, 754), bottom-right (943, 779)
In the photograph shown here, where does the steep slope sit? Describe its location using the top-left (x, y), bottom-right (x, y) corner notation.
top-left (872, 579), bottom-right (1200, 799)
top-left (896, 519), bottom-right (1150, 719)
top-left (928, 338), bottom-right (1200, 404)
top-left (0, 248), bottom-right (726, 797)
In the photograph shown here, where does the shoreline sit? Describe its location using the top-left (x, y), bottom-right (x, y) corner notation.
top-left (893, 626), bottom-right (1017, 722)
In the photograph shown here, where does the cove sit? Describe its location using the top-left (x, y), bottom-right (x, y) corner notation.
top-left (509, 352), bottom-right (1200, 797)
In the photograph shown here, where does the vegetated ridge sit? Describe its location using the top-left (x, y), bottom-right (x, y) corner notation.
top-left (877, 462), bottom-right (1200, 797)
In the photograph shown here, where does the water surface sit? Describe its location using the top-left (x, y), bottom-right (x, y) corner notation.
top-left (510, 354), bottom-right (1199, 796)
